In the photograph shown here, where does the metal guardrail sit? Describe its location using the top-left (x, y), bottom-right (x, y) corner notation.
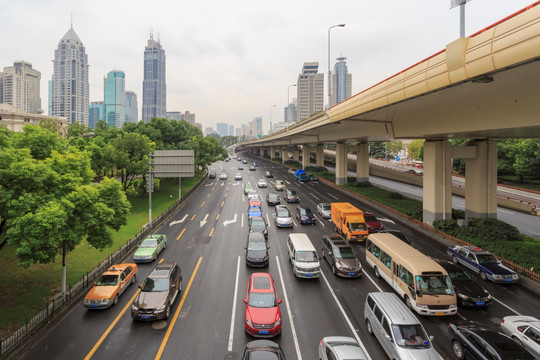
top-left (0, 174), bottom-right (207, 359)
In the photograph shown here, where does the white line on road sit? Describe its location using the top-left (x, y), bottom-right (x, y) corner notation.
top-left (321, 271), bottom-right (372, 360)
top-left (285, 180), bottom-right (291, 185)
top-left (497, 209), bottom-right (515, 215)
top-left (492, 296), bottom-right (522, 316)
top-left (310, 192), bottom-right (320, 200)
top-left (276, 256), bottom-right (302, 360)
top-left (265, 213), bottom-right (271, 227)
top-left (227, 256), bottom-right (241, 351)
top-left (529, 231), bottom-right (540, 236)
top-left (314, 215), bottom-right (324, 227)
top-left (241, 213), bottom-right (244, 228)
top-left (293, 219), bottom-right (298, 227)
top-left (327, 192), bottom-right (339, 200)
top-left (378, 218), bottom-right (395, 224)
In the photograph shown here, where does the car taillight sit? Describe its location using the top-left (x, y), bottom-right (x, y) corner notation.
top-left (319, 339), bottom-right (323, 346)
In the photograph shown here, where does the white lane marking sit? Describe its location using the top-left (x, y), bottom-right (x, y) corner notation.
top-left (321, 271), bottom-right (372, 360)
top-left (285, 180), bottom-right (291, 185)
top-left (363, 268), bottom-right (384, 292)
top-left (492, 296), bottom-right (521, 315)
top-left (529, 231), bottom-right (540, 236)
top-left (227, 256), bottom-right (241, 351)
top-left (497, 209), bottom-right (515, 215)
top-left (241, 213), bottom-right (244, 228)
top-left (276, 256), bottom-right (302, 360)
top-left (169, 214), bottom-right (188, 227)
top-left (224, 213), bottom-right (237, 226)
top-left (200, 214), bottom-right (209, 227)
top-left (310, 192), bottom-right (320, 200)
top-left (327, 192), bottom-right (339, 200)
top-left (205, 183), bottom-right (214, 187)
top-left (379, 218), bottom-right (395, 224)
top-left (221, 182), bottom-right (225, 187)
top-left (266, 213), bottom-right (271, 227)
top-left (314, 215), bottom-right (324, 227)
top-left (293, 219), bottom-right (298, 227)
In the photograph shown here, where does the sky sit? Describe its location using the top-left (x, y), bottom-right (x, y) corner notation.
top-left (1, 0), bottom-right (536, 134)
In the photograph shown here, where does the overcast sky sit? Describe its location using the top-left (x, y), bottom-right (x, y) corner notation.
top-left (1, 0), bottom-right (535, 133)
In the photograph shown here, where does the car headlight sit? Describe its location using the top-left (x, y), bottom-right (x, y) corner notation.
top-left (84, 299), bottom-right (90, 305)
top-left (512, 274), bottom-right (518, 279)
top-left (449, 304), bottom-right (457, 309)
top-left (246, 318), bottom-right (252, 326)
top-left (335, 262), bottom-right (344, 270)
top-left (156, 304), bottom-right (167, 311)
top-left (273, 318), bottom-right (281, 327)
top-left (131, 304), bottom-right (138, 311)
top-left (263, 255), bottom-right (269, 261)
top-left (417, 304), bottom-right (429, 309)
top-left (458, 293), bottom-right (469, 300)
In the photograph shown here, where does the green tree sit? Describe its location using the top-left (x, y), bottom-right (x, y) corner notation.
top-left (407, 140), bottom-right (424, 161)
top-left (386, 141), bottom-right (403, 156)
top-left (10, 125), bottom-right (65, 160)
top-left (512, 139), bottom-right (540, 183)
top-left (369, 142), bottom-right (386, 158)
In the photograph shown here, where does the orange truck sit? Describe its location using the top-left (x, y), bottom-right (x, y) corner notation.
top-left (331, 202), bottom-right (369, 242)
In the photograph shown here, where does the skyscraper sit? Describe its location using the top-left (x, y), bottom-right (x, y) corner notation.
top-left (104, 70), bottom-right (126, 128)
top-left (51, 25), bottom-right (89, 125)
top-left (216, 122), bottom-right (228, 137)
top-left (284, 98), bottom-right (298, 123)
top-left (88, 101), bottom-right (104, 129)
top-left (0, 71), bottom-right (28, 112)
top-left (1, 61), bottom-right (41, 113)
top-left (125, 91), bottom-right (138, 123)
top-left (331, 56), bottom-right (352, 106)
top-left (297, 62), bottom-right (324, 121)
top-left (142, 34), bottom-right (166, 122)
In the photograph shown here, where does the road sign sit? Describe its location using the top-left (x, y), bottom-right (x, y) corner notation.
top-left (153, 150), bottom-right (194, 177)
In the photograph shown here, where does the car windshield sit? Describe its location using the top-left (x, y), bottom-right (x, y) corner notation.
top-left (334, 247), bottom-right (356, 259)
top-left (276, 181), bottom-right (283, 185)
top-left (321, 204), bottom-right (331, 210)
top-left (248, 241), bottom-right (267, 251)
top-left (141, 277), bottom-right (169, 292)
top-left (140, 239), bottom-right (157, 248)
top-left (364, 215), bottom-right (377, 222)
top-left (349, 222), bottom-right (367, 231)
top-left (448, 269), bottom-right (472, 281)
top-left (392, 324), bottom-right (431, 347)
top-left (268, 194), bottom-right (277, 200)
top-left (288, 191), bottom-right (297, 196)
top-left (416, 275), bottom-right (454, 295)
top-left (96, 275), bottom-right (118, 286)
top-left (277, 209), bottom-right (290, 217)
top-left (251, 219), bottom-right (265, 228)
top-left (296, 250), bottom-right (317, 262)
top-left (248, 292), bottom-right (276, 308)
top-left (476, 254), bottom-right (499, 264)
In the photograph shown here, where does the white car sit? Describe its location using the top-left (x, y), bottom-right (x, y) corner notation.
top-left (319, 336), bottom-right (368, 360)
top-left (219, 172), bottom-right (227, 180)
top-left (257, 179), bottom-right (267, 188)
top-left (501, 316), bottom-right (540, 358)
top-left (235, 173), bottom-right (242, 180)
top-left (317, 202), bottom-right (332, 219)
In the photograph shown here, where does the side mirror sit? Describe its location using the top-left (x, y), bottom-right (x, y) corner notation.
top-left (267, 247), bottom-right (271, 250)
top-left (416, 289), bottom-right (422, 297)
top-left (278, 299), bottom-right (283, 304)
top-left (243, 299), bottom-right (247, 304)
top-left (93, 281), bottom-right (97, 286)
top-left (138, 285), bottom-right (142, 289)
top-left (429, 335), bottom-right (434, 342)
top-left (385, 334), bottom-right (393, 342)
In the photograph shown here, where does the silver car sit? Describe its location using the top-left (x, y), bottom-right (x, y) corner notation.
top-left (501, 316), bottom-right (540, 358)
top-left (274, 205), bottom-right (293, 228)
top-left (235, 173), bottom-right (242, 180)
top-left (317, 203), bottom-right (332, 219)
top-left (319, 336), bottom-right (368, 360)
top-left (257, 179), bottom-right (267, 188)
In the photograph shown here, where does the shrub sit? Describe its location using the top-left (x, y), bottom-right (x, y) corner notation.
top-left (348, 181), bottom-right (373, 188)
top-left (284, 160), bottom-right (299, 167)
top-left (305, 166), bottom-right (328, 172)
top-left (388, 192), bottom-right (405, 199)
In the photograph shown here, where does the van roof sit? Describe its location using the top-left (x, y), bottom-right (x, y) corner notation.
top-left (368, 292), bottom-right (420, 325)
top-left (288, 233), bottom-right (315, 250)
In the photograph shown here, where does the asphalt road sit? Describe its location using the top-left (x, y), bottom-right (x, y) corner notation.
top-left (13, 153), bottom-right (540, 360)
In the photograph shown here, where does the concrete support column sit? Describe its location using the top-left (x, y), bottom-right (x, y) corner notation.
top-left (302, 145), bottom-right (310, 169)
top-left (292, 147), bottom-right (299, 162)
top-left (335, 142), bottom-right (348, 185)
top-left (316, 144), bottom-right (324, 167)
top-left (281, 146), bottom-right (286, 164)
top-left (465, 139), bottom-right (498, 219)
top-left (270, 146), bottom-right (275, 160)
top-left (259, 146), bottom-right (264, 158)
top-left (356, 142), bottom-right (369, 182)
top-left (423, 140), bottom-right (452, 226)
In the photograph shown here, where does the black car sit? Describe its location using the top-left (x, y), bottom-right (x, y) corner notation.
top-left (382, 230), bottom-right (412, 245)
top-left (241, 340), bottom-right (286, 359)
top-left (266, 192), bottom-right (281, 206)
top-left (249, 216), bottom-right (268, 239)
top-left (296, 206), bottom-right (315, 225)
top-left (209, 171), bottom-right (216, 179)
top-left (245, 232), bottom-right (269, 267)
top-left (436, 260), bottom-right (492, 307)
top-left (448, 322), bottom-right (534, 360)
top-left (284, 189), bottom-right (299, 203)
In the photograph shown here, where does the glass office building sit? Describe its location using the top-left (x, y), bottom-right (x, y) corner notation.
top-left (142, 34), bottom-right (166, 122)
top-left (104, 70), bottom-right (126, 128)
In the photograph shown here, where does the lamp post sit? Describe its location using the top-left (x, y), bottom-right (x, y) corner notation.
top-left (63, 131), bottom-right (95, 299)
top-left (328, 24), bottom-right (345, 108)
top-left (269, 104), bottom-right (276, 134)
top-left (286, 84), bottom-right (296, 124)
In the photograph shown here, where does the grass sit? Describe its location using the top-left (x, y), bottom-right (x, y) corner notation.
top-left (498, 175), bottom-right (540, 192)
top-left (0, 173), bottom-right (203, 338)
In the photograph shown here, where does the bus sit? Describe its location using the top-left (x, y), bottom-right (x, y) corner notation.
top-left (365, 233), bottom-right (457, 316)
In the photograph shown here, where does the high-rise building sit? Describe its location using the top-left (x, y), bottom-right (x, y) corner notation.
top-left (0, 72), bottom-right (28, 112)
top-left (204, 127), bottom-right (215, 136)
top-left (181, 111), bottom-right (195, 125)
top-left (254, 116), bottom-right (263, 137)
top-left (88, 101), bottom-right (104, 129)
top-left (125, 91), bottom-right (138, 123)
top-left (284, 98), bottom-right (298, 123)
top-left (104, 70), bottom-right (126, 128)
top-left (1, 61), bottom-right (41, 113)
top-left (228, 124), bottom-right (234, 136)
top-left (331, 56), bottom-right (352, 106)
top-left (165, 111), bottom-right (182, 121)
top-left (216, 122), bottom-right (228, 137)
top-left (297, 62), bottom-right (324, 121)
top-left (51, 25), bottom-right (89, 125)
top-left (142, 34), bottom-right (166, 122)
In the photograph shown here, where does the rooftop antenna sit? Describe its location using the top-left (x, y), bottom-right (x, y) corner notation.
top-left (157, 32), bottom-right (161, 44)
top-left (70, 12), bottom-right (73, 28)
top-left (150, 26), bottom-right (153, 40)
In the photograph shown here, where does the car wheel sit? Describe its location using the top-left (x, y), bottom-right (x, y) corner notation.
top-left (452, 256), bottom-right (459, 265)
top-left (131, 274), bottom-right (136, 284)
top-left (163, 242), bottom-right (167, 249)
top-left (452, 340), bottom-right (465, 360)
top-left (405, 296), bottom-right (413, 311)
top-left (164, 304), bottom-right (170, 319)
top-left (366, 319), bottom-right (373, 335)
top-left (113, 294), bottom-right (119, 305)
top-left (480, 271), bottom-right (487, 281)
top-left (374, 267), bottom-right (380, 278)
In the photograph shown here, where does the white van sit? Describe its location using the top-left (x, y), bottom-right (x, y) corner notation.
top-left (287, 234), bottom-right (320, 278)
top-left (364, 292), bottom-right (441, 360)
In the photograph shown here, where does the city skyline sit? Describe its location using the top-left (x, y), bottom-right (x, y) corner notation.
top-left (0, 0), bottom-right (533, 133)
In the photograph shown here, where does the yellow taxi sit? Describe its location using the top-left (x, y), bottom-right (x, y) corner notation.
top-left (84, 263), bottom-right (138, 309)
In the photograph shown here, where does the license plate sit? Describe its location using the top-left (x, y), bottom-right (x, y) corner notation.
top-left (259, 330), bottom-right (269, 335)
top-left (504, 279), bottom-right (512, 282)
top-left (435, 312), bottom-right (444, 316)
top-left (90, 304), bottom-right (99, 308)
top-left (141, 316), bottom-right (151, 319)
top-left (305, 273), bottom-right (313, 277)
top-left (475, 302), bottom-right (485, 306)
top-left (348, 272), bottom-right (356, 276)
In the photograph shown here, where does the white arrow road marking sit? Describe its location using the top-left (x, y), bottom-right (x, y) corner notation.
top-left (232, 182), bottom-right (240, 186)
top-left (205, 182), bottom-right (214, 187)
top-left (379, 218), bottom-right (395, 224)
top-left (200, 214), bottom-right (209, 227)
top-left (224, 213), bottom-right (238, 226)
top-left (221, 182), bottom-right (224, 187)
top-left (169, 214), bottom-right (188, 227)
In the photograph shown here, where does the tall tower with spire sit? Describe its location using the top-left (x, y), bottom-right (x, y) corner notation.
top-left (50, 25), bottom-right (89, 125)
top-left (142, 32), bottom-right (166, 122)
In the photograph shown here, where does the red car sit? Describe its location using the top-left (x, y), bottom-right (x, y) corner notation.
top-left (244, 273), bottom-right (282, 338)
top-left (364, 212), bottom-right (384, 233)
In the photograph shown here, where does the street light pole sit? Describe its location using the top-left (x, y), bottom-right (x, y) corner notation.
top-left (269, 104), bottom-right (276, 134)
top-left (63, 131), bottom-right (95, 299)
top-left (328, 24), bottom-right (345, 109)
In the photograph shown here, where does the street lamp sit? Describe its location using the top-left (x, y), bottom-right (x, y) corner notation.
top-left (269, 104), bottom-right (276, 134)
top-left (63, 131), bottom-right (95, 299)
top-left (328, 24), bottom-right (345, 108)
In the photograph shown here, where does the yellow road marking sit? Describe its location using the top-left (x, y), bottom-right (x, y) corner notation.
top-left (221, 201), bottom-right (224, 207)
top-left (84, 287), bottom-right (141, 360)
top-left (190, 214), bottom-right (196, 221)
top-left (200, 201), bottom-right (205, 207)
top-left (225, 193), bottom-right (228, 198)
top-left (154, 257), bottom-right (203, 360)
top-left (212, 186), bottom-right (215, 191)
top-left (209, 227), bottom-right (215, 237)
top-left (207, 193), bottom-right (210, 198)
top-left (227, 186), bottom-right (229, 191)
top-left (216, 214), bottom-right (220, 220)
top-left (176, 228), bottom-right (186, 240)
